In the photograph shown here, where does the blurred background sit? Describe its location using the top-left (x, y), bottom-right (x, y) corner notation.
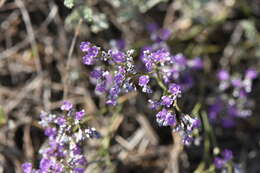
top-left (0, 0), bottom-right (260, 172)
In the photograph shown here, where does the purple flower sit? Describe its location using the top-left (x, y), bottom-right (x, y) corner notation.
top-left (61, 101), bottom-right (73, 111)
top-left (208, 101), bottom-right (222, 120)
top-left (217, 69), bottom-right (229, 81)
top-left (76, 110), bottom-right (85, 120)
top-left (40, 158), bottom-right (52, 171)
top-left (82, 46), bottom-right (99, 65)
top-left (151, 49), bottom-right (170, 62)
top-left (44, 127), bottom-right (57, 138)
top-left (191, 119), bottom-right (201, 129)
top-left (86, 128), bottom-right (101, 138)
top-left (222, 117), bottom-right (235, 128)
top-left (221, 149), bottom-right (233, 161)
top-left (75, 156), bottom-right (87, 166)
top-left (22, 163), bottom-right (32, 173)
top-left (106, 99), bottom-right (117, 106)
top-left (73, 145), bottom-right (82, 155)
top-left (159, 28), bottom-right (171, 41)
top-left (148, 99), bottom-right (160, 110)
top-left (168, 83), bottom-right (181, 97)
top-left (138, 75), bottom-right (149, 86)
top-left (90, 69), bottom-right (103, 79)
top-left (231, 78), bottom-right (243, 88)
top-left (111, 50), bottom-right (125, 63)
top-left (114, 73), bottom-right (125, 85)
top-left (188, 57), bottom-right (203, 69)
top-left (22, 101), bottom-right (100, 172)
top-left (165, 113), bottom-right (176, 126)
top-left (116, 39), bottom-right (125, 50)
top-left (109, 86), bottom-right (120, 97)
top-left (214, 157), bottom-right (225, 169)
top-left (161, 96), bottom-right (173, 107)
top-left (95, 82), bottom-right (106, 93)
top-left (52, 163), bottom-right (63, 173)
top-left (80, 42), bottom-right (91, 52)
top-left (183, 135), bottom-right (193, 146)
top-left (156, 109), bottom-right (176, 126)
top-left (173, 53), bottom-right (187, 66)
top-left (73, 168), bottom-right (85, 173)
top-left (54, 116), bottom-right (66, 126)
top-left (245, 68), bottom-right (257, 79)
top-left (145, 61), bottom-right (154, 71)
top-left (83, 54), bottom-right (95, 65)
top-left (147, 23), bottom-right (158, 33)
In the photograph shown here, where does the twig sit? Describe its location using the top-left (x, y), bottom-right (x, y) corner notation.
top-left (15, 0), bottom-right (42, 74)
top-left (23, 123), bottom-right (34, 161)
top-left (164, 132), bottom-right (183, 173)
top-left (137, 114), bottom-right (159, 145)
top-left (63, 19), bottom-right (82, 100)
top-left (0, 2), bottom-right (57, 60)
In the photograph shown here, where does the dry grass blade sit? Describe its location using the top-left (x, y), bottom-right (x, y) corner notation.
top-left (15, 0), bottom-right (42, 74)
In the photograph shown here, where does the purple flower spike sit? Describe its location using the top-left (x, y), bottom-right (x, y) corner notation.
top-left (217, 69), bottom-right (229, 81)
top-left (61, 101), bottom-right (73, 111)
top-left (22, 163), bottom-right (32, 173)
top-left (139, 75), bottom-right (149, 86)
top-left (76, 110), bottom-right (85, 120)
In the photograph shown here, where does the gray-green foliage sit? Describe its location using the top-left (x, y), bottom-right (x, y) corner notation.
top-left (64, 0), bottom-right (168, 32)
top-left (64, 0), bottom-right (75, 8)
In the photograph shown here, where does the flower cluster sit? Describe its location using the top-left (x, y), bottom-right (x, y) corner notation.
top-left (22, 101), bottom-right (100, 173)
top-left (79, 24), bottom-right (205, 146)
top-left (81, 41), bottom-right (137, 106)
top-left (214, 149), bottom-right (233, 169)
top-left (81, 40), bottom-right (202, 145)
top-left (208, 68), bottom-right (258, 127)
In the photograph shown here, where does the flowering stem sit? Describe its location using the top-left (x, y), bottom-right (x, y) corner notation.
top-left (155, 68), bottom-right (168, 92)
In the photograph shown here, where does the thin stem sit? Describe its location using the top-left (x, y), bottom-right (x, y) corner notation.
top-left (63, 19), bottom-right (82, 100)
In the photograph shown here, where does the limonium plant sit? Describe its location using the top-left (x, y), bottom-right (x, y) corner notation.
top-left (79, 25), bottom-right (259, 172)
top-left (22, 101), bottom-right (100, 173)
top-left (80, 35), bottom-right (202, 145)
top-left (208, 68), bottom-right (258, 127)
top-left (21, 24), bottom-right (258, 172)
